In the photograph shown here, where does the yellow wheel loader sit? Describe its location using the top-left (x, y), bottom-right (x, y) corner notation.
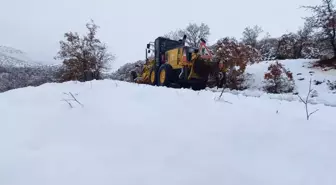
top-left (131, 35), bottom-right (226, 90)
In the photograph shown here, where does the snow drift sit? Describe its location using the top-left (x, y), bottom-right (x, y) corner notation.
top-left (0, 79), bottom-right (335, 185)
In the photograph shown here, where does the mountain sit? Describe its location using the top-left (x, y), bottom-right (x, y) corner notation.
top-left (0, 46), bottom-right (62, 93)
top-left (0, 46), bottom-right (42, 67)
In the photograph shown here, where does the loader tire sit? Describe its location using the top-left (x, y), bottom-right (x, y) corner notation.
top-left (158, 64), bottom-right (173, 87)
top-left (149, 68), bottom-right (157, 85)
top-left (191, 81), bottom-right (207, 91)
top-left (130, 71), bottom-right (137, 82)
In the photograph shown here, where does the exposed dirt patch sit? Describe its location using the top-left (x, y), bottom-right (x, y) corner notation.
top-left (311, 58), bottom-right (336, 70)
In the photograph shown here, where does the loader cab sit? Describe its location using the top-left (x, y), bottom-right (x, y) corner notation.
top-left (185, 46), bottom-right (199, 61)
top-left (154, 37), bottom-right (185, 67)
top-left (146, 36), bottom-right (186, 67)
top-left (162, 45), bottom-right (198, 68)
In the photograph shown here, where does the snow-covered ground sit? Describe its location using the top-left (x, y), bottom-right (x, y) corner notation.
top-left (208, 59), bottom-right (336, 107)
top-left (0, 46), bottom-right (42, 67)
top-left (0, 79), bottom-right (335, 185)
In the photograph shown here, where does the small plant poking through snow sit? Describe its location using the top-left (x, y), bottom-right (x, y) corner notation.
top-left (62, 92), bottom-right (84, 108)
top-left (297, 78), bottom-right (319, 120)
top-left (215, 88), bottom-right (233, 104)
top-left (263, 61), bottom-right (295, 93)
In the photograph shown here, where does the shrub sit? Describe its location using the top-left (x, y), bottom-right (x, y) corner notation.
top-left (257, 36), bottom-right (278, 61)
top-left (263, 61), bottom-right (295, 93)
top-left (213, 37), bottom-right (261, 89)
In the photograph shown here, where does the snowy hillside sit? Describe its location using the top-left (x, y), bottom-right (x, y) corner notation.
top-left (208, 59), bottom-right (336, 107)
top-left (111, 59), bottom-right (336, 106)
top-left (0, 79), bottom-right (335, 185)
top-left (0, 46), bottom-right (41, 67)
top-left (0, 46), bottom-right (63, 93)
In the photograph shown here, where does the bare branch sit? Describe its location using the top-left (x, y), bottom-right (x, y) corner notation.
top-left (309, 109), bottom-right (320, 117)
top-left (68, 92), bottom-right (84, 107)
top-left (164, 22), bottom-right (210, 47)
top-left (61, 99), bottom-right (73, 108)
top-left (62, 92), bottom-right (84, 108)
top-left (215, 87), bottom-right (233, 104)
top-left (306, 78), bottom-right (313, 102)
top-left (297, 78), bottom-right (319, 120)
top-left (219, 86), bottom-right (225, 99)
top-left (297, 94), bottom-right (306, 103)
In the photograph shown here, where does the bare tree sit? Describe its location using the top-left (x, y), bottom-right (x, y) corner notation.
top-left (241, 25), bottom-right (263, 48)
top-left (297, 78), bottom-right (319, 120)
top-left (302, 0), bottom-right (336, 58)
top-left (297, 20), bottom-right (314, 52)
top-left (55, 20), bottom-right (115, 82)
top-left (164, 30), bottom-right (181, 41)
top-left (296, 20), bottom-right (319, 59)
top-left (273, 21), bottom-right (315, 60)
top-left (164, 22), bottom-right (210, 47)
top-left (257, 33), bottom-right (278, 60)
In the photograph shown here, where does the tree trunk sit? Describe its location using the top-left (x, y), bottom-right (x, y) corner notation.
top-left (333, 44), bottom-right (336, 58)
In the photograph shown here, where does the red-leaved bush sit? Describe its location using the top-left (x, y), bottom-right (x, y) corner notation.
top-left (263, 61), bottom-right (295, 93)
top-left (213, 37), bottom-right (261, 89)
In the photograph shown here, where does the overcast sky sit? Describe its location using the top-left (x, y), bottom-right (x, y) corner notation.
top-left (0, 0), bottom-right (321, 70)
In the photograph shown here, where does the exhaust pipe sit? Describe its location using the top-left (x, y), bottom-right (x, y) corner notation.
top-left (182, 35), bottom-right (187, 45)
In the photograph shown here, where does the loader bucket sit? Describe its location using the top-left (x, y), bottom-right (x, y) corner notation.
top-left (191, 57), bottom-right (219, 80)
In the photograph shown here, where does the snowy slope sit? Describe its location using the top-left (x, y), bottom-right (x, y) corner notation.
top-left (209, 59), bottom-right (336, 107)
top-left (0, 80), bottom-right (335, 185)
top-left (0, 46), bottom-right (41, 67)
